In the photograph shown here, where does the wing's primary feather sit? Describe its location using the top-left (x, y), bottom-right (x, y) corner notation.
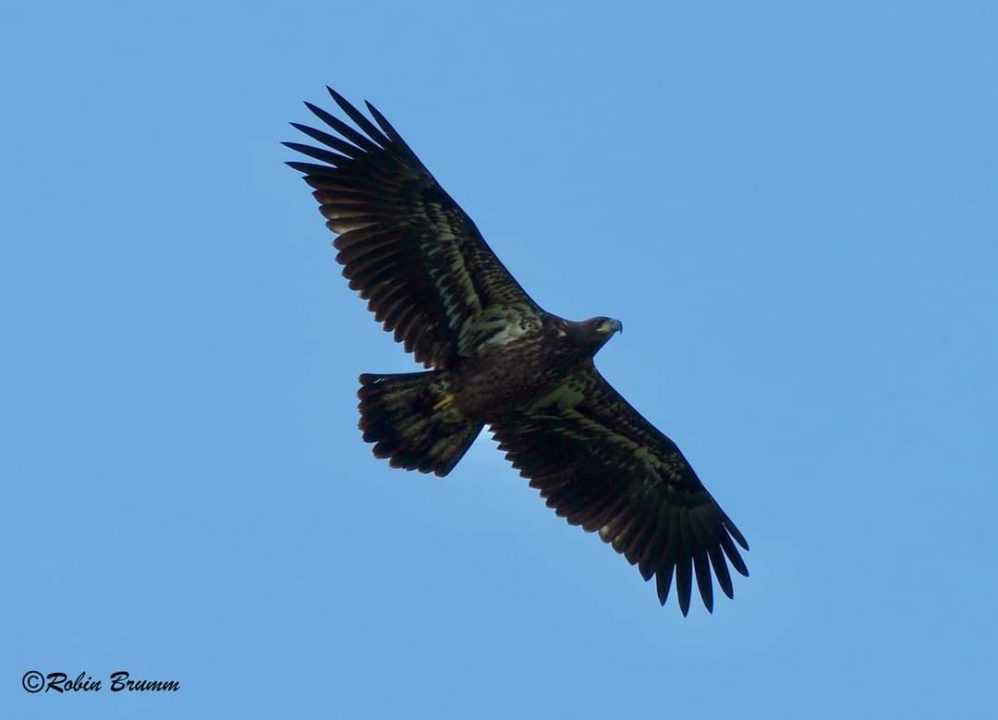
top-left (285, 88), bottom-right (537, 369)
top-left (490, 365), bottom-right (749, 615)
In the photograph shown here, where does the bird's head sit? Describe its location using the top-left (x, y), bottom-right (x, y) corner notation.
top-left (571, 316), bottom-right (622, 354)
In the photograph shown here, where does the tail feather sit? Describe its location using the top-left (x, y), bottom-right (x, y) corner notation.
top-left (358, 372), bottom-right (481, 477)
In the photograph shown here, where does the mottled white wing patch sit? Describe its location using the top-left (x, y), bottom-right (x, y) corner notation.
top-left (457, 303), bottom-right (541, 356)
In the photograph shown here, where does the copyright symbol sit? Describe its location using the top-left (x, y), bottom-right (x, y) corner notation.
top-left (22, 670), bottom-right (45, 693)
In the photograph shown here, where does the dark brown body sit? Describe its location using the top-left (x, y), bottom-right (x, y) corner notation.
top-left (449, 317), bottom-right (596, 421)
top-left (357, 313), bottom-right (619, 477)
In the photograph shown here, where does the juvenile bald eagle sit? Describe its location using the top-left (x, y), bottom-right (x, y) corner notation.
top-left (285, 88), bottom-right (749, 615)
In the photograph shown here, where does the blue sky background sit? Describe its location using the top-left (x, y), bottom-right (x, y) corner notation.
top-left (3, 1), bottom-right (996, 717)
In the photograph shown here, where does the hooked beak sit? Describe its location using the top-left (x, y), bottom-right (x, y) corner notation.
top-left (599, 318), bottom-right (623, 335)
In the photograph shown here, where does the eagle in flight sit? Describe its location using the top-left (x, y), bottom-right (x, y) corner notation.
top-left (286, 88), bottom-right (749, 615)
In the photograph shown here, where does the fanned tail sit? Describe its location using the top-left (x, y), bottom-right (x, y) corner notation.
top-left (357, 372), bottom-right (482, 477)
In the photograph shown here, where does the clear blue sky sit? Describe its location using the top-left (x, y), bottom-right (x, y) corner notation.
top-left (3, 1), bottom-right (996, 718)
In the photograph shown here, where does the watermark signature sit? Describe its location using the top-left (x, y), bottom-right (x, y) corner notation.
top-left (22, 670), bottom-right (179, 694)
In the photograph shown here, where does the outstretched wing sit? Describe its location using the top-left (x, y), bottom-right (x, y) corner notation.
top-left (286, 88), bottom-right (538, 369)
top-left (490, 365), bottom-right (749, 615)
